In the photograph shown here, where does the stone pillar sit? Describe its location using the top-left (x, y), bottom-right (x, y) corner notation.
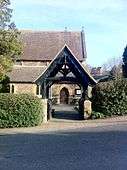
top-left (42, 99), bottom-right (48, 123)
top-left (84, 100), bottom-right (92, 119)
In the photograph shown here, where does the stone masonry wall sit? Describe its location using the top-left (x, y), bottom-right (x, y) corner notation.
top-left (51, 84), bottom-right (80, 104)
top-left (11, 83), bottom-right (36, 95)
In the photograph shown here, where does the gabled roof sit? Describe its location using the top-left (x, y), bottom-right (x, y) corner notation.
top-left (8, 46), bottom-right (96, 85)
top-left (36, 45), bottom-right (96, 86)
top-left (21, 30), bottom-right (87, 61)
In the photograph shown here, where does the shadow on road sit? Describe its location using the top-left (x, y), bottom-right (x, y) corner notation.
top-left (0, 125), bottom-right (127, 170)
top-left (52, 110), bottom-right (83, 120)
top-left (52, 104), bottom-right (82, 120)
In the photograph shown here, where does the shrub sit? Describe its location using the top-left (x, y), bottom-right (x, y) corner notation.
top-left (90, 111), bottom-right (105, 119)
top-left (0, 76), bottom-right (10, 93)
top-left (0, 94), bottom-right (43, 128)
top-left (92, 78), bottom-right (127, 117)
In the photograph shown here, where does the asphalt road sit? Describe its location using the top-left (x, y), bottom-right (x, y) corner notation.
top-left (0, 124), bottom-right (127, 170)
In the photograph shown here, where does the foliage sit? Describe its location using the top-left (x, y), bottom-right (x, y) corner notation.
top-left (0, 75), bottom-right (9, 92)
top-left (0, 0), bottom-right (22, 80)
top-left (90, 111), bottom-right (105, 119)
top-left (0, 94), bottom-right (43, 128)
top-left (92, 78), bottom-right (127, 117)
top-left (122, 45), bottom-right (127, 78)
top-left (123, 45), bottom-right (127, 64)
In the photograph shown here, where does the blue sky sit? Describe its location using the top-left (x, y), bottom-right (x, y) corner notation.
top-left (11, 0), bottom-right (127, 66)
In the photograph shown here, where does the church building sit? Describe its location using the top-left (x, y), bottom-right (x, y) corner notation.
top-left (8, 29), bottom-right (96, 105)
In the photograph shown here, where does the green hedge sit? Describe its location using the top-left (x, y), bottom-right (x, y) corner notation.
top-left (0, 94), bottom-right (43, 128)
top-left (92, 78), bottom-right (127, 116)
top-left (90, 111), bottom-right (105, 119)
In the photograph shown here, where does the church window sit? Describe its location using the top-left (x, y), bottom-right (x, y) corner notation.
top-left (36, 85), bottom-right (40, 95)
top-left (12, 85), bottom-right (14, 94)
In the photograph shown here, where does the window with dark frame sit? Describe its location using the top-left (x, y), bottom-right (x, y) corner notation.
top-left (36, 85), bottom-right (40, 95)
top-left (75, 89), bottom-right (81, 95)
top-left (40, 85), bottom-right (42, 95)
top-left (12, 85), bottom-right (14, 94)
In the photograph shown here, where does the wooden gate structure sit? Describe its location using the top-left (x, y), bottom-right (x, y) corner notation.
top-left (35, 45), bottom-right (96, 121)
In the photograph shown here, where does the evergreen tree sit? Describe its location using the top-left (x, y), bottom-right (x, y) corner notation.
top-left (0, 0), bottom-right (21, 80)
top-left (122, 45), bottom-right (127, 78)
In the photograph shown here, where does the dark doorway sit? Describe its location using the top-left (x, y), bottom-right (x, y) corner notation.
top-left (60, 87), bottom-right (69, 104)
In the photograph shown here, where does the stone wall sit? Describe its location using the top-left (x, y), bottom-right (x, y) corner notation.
top-left (10, 83), bottom-right (82, 105)
top-left (15, 61), bottom-right (50, 67)
top-left (51, 84), bottom-right (81, 104)
top-left (10, 83), bottom-right (37, 95)
top-left (22, 61), bottom-right (50, 67)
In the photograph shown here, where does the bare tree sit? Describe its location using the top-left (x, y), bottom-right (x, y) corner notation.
top-left (101, 57), bottom-right (122, 76)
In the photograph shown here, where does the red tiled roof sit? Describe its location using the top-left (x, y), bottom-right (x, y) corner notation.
top-left (20, 31), bottom-right (87, 61)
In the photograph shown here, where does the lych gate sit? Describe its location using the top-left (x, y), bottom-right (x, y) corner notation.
top-left (35, 45), bottom-right (96, 121)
